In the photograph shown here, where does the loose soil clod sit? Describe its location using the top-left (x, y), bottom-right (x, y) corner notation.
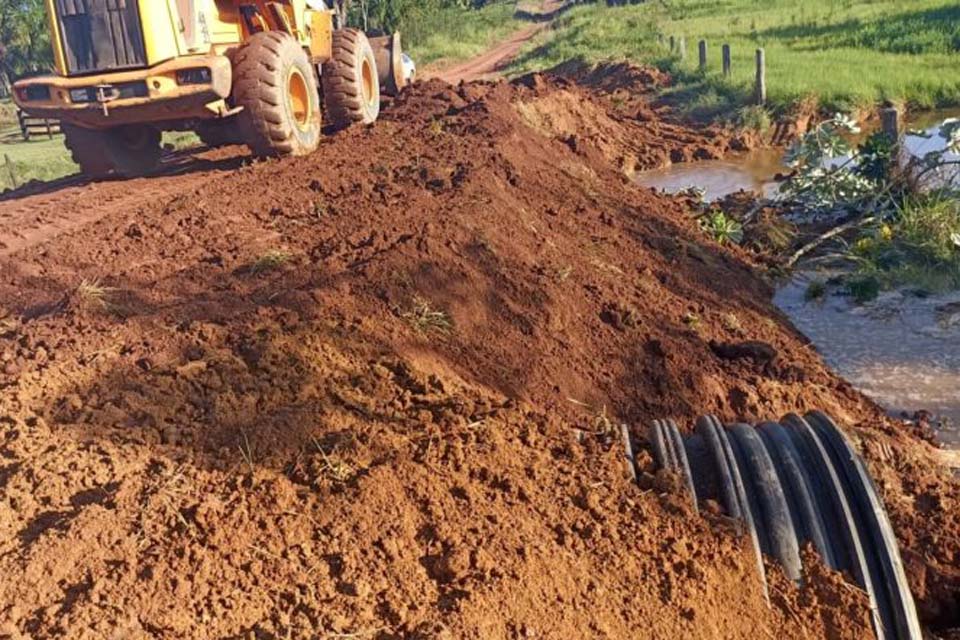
top-left (0, 70), bottom-right (957, 639)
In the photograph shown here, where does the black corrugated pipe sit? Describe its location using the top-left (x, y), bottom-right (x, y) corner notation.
top-left (636, 412), bottom-right (921, 640)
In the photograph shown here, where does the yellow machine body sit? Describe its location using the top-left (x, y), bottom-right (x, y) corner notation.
top-left (14, 0), bottom-right (334, 129)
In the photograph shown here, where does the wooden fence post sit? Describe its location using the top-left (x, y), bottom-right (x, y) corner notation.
top-left (17, 110), bottom-right (29, 141)
top-left (669, 35), bottom-right (675, 52)
top-left (4, 154), bottom-right (18, 190)
top-left (881, 108), bottom-right (900, 142)
top-left (722, 44), bottom-right (731, 76)
top-left (678, 37), bottom-right (686, 60)
top-left (698, 40), bottom-right (708, 70)
top-left (754, 48), bottom-right (766, 105)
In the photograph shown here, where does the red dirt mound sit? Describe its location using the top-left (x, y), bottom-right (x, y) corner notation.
top-left (513, 65), bottom-right (759, 173)
top-left (0, 72), bottom-right (957, 638)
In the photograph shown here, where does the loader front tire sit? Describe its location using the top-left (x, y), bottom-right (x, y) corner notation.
top-left (197, 118), bottom-right (245, 148)
top-left (322, 28), bottom-right (381, 130)
top-left (232, 31), bottom-right (322, 157)
top-left (63, 124), bottom-right (115, 179)
top-left (63, 123), bottom-right (161, 179)
top-left (105, 125), bottom-right (162, 177)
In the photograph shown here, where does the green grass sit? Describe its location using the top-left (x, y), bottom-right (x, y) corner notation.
top-left (848, 194), bottom-right (960, 296)
top-left (0, 100), bottom-right (18, 128)
top-left (0, 129), bottom-right (202, 191)
top-left (0, 132), bottom-right (75, 190)
top-left (510, 7), bottom-right (661, 74)
top-left (165, 131), bottom-right (201, 151)
top-left (406, 0), bottom-right (522, 67)
top-left (898, 195), bottom-right (960, 264)
top-left (510, 0), bottom-right (960, 116)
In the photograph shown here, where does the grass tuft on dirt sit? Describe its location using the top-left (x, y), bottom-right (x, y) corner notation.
top-left (250, 248), bottom-right (293, 274)
top-left (75, 277), bottom-right (117, 311)
top-left (402, 296), bottom-right (453, 336)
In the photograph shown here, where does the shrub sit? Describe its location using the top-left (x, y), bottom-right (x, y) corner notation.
top-left (699, 210), bottom-right (744, 245)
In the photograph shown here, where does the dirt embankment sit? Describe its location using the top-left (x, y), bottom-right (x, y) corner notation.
top-left (0, 70), bottom-right (957, 639)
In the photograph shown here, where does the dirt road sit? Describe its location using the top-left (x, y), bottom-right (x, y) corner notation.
top-left (0, 149), bottom-right (245, 258)
top-left (430, 0), bottom-right (566, 84)
top-left (0, 55), bottom-right (957, 640)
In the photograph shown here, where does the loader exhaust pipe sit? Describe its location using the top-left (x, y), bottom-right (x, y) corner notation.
top-left (368, 32), bottom-right (407, 97)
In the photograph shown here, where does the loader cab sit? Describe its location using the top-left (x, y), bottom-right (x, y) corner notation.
top-left (48, 0), bottom-right (255, 78)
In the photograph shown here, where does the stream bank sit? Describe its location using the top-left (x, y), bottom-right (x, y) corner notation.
top-left (635, 111), bottom-right (960, 447)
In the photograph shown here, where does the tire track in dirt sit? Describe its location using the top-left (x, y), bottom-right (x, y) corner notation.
top-left (0, 149), bottom-right (246, 258)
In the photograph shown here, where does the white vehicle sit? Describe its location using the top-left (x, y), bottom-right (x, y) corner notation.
top-left (402, 52), bottom-right (417, 84)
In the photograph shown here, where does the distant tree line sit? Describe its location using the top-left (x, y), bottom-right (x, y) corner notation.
top-left (0, 0), bottom-right (52, 94)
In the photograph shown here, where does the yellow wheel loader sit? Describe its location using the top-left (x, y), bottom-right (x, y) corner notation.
top-left (11, 0), bottom-right (410, 178)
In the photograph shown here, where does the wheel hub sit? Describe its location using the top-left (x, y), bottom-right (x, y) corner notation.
top-left (361, 59), bottom-right (376, 108)
top-left (287, 67), bottom-right (312, 131)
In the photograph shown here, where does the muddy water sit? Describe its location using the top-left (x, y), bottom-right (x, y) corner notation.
top-left (635, 110), bottom-right (959, 201)
top-left (634, 148), bottom-right (783, 201)
top-left (775, 276), bottom-right (960, 446)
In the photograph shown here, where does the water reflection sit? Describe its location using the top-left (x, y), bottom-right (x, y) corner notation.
top-left (634, 111), bottom-right (959, 201)
top-left (634, 148), bottom-right (783, 201)
top-left (901, 116), bottom-right (960, 190)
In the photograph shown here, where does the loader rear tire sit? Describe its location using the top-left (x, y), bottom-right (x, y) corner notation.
top-left (322, 28), bottom-right (381, 129)
top-left (63, 123), bottom-right (161, 179)
top-left (232, 31), bottom-right (322, 157)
